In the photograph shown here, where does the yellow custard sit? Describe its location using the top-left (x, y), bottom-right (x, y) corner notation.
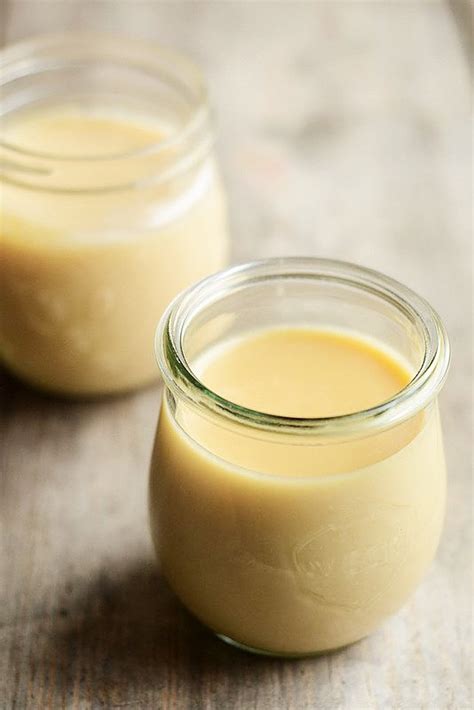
top-left (199, 327), bottom-right (411, 417)
top-left (150, 327), bottom-right (446, 654)
top-left (3, 105), bottom-right (164, 157)
top-left (0, 104), bottom-right (228, 395)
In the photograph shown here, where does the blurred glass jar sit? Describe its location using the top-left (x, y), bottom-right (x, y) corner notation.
top-left (0, 34), bottom-right (229, 396)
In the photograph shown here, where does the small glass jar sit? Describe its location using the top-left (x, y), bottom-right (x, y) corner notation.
top-left (0, 34), bottom-right (228, 396)
top-left (149, 257), bottom-right (450, 657)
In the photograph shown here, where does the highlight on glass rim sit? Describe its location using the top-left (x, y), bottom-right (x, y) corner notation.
top-left (0, 3), bottom-right (471, 708)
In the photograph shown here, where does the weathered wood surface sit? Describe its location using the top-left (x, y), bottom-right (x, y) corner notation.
top-left (1, 2), bottom-right (472, 708)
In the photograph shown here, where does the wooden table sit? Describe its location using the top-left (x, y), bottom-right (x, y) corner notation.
top-left (1, 2), bottom-right (472, 708)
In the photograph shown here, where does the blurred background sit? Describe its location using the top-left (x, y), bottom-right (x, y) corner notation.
top-left (1, 2), bottom-right (472, 708)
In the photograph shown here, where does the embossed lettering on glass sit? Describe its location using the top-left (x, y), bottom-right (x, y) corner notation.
top-left (0, 34), bottom-right (228, 395)
top-left (149, 258), bottom-right (450, 657)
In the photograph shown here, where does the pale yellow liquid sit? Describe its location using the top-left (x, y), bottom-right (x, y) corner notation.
top-left (201, 327), bottom-right (411, 417)
top-left (150, 328), bottom-right (446, 654)
top-left (0, 104), bottom-right (228, 395)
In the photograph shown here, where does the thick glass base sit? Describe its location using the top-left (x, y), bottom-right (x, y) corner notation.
top-left (216, 633), bottom-right (345, 659)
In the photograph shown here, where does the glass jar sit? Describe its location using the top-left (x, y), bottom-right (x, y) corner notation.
top-left (0, 34), bottom-right (228, 396)
top-left (149, 257), bottom-right (450, 657)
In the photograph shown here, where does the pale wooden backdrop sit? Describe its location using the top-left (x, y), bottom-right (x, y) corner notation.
top-left (0, 2), bottom-right (472, 709)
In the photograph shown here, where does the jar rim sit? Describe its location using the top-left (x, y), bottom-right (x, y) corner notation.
top-left (0, 32), bottom-right (210, 162)
top-left (156, 257), bottom-right (450, 437)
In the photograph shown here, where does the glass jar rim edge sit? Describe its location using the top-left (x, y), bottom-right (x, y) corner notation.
top-left (156, 257), bottom-right (451, 436)
top-left (0, 31), bottom-right (211, 163)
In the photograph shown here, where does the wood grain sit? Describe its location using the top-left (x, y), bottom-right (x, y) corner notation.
top-left (1, 2), bottom-right (472, 708)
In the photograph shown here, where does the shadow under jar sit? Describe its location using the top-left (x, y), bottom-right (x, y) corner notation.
top-left (0, 33), bottom-right (228, 396)
top-left (149, 258), bottom-right (450, 657)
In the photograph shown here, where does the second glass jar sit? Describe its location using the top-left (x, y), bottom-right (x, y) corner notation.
top-left (0, 33), bottom-right (229, 396)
